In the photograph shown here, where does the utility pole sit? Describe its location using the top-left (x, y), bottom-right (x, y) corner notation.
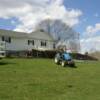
top-left (78, 33), bottom-right (80, 53)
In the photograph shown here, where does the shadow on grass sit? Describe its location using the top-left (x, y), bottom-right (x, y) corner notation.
top-left (58, 64), bottom-right (77, 69)
top-left (0, 61), bottom-right (16, 65)
top-left (63, 65), bottom-right (77, 69)
top-left (69, 65), bottom-right (77, 68)
top-left (67, 85), bottom-right (73, 88)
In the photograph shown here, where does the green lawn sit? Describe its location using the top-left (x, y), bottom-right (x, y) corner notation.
top-left (0, 58), bottom-right (100, 100)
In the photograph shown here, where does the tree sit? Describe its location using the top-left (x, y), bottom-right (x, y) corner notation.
top-left (36, 19), bottom-right (80, 52)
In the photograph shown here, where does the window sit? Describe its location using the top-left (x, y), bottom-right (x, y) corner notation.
top-left (53, 43), bottom-right (56, 49)
top-left (28, 40), bottom-right (34, 46)
top-left (41, 41), bottom-right (47, 47)
top-left (8, 37), bottom-right (11, 43)
top-left (28, 40), bottom-right (30, 45)
top-left (40, 29), bottom-right (44, 32)
top-left (2, 36), bottom-right (4, 41)
top-left (2, 36), bottom-right (11, 43)
top-left (32, 40), bottom-right (34, 45)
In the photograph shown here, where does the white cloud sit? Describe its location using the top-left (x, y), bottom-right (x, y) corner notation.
top-left (94, 13), bottom-right (99, 17)
top-left (84, 23), bottom-right (100, 39)
top-left (0, 0), bottom-right (82, 32)
top-left (81, 23), bottom-right (100, 53)
top-left (80, 36), bottom-right (100, 53)
top-left (86, 23), bottom-right (100, 34)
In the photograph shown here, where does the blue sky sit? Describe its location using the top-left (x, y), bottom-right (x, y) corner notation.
top-left (64, 0), bottom-right (100, 35)
top-left (0, 0), bottom-right (100, 53)
top-left (0, 17), bottom-right (18, 30)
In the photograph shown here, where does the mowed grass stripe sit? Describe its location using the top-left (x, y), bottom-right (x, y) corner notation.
top-left (0, 58), bottom-right (100, 100)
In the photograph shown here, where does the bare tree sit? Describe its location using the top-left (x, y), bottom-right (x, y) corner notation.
top-left (36, 19), bottom-right (80, 52)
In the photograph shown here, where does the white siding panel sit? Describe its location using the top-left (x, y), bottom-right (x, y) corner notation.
top-left (0, 37), bottom-right (55, 51)
top-left (6, 38), bottom-right (28, 51)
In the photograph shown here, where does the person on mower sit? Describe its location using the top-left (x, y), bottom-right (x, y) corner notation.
top-left (62, 52), bottom-right (72, 61)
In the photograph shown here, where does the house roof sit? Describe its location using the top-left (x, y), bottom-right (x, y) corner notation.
top-left (0, 29), bottom-right (55, 41)
top-left (29, 29), bottom-right (54, 41)
top-left (0, 29), bottom-right (28, 38)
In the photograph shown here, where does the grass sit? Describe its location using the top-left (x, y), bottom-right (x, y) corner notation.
top-left (0, 58), bottom-right (100, 100)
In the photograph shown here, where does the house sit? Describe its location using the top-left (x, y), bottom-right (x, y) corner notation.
top-left (0, 41), bottom-right (6, 58)
top-left (0, 29), bottom-right (56, 56)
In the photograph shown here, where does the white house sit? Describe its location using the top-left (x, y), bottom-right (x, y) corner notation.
top-left (0, 29), bottom-right (56, 54)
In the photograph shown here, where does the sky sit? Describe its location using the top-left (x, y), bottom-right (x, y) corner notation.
top-left (0, 0), bottom-right (100, 53)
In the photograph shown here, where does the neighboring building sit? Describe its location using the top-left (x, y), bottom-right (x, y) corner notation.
top-left (0, 29), bottom-right (56, 54)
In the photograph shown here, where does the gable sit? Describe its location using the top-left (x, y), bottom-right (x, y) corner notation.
top-left (29, 30), bottom-right (54, 41)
